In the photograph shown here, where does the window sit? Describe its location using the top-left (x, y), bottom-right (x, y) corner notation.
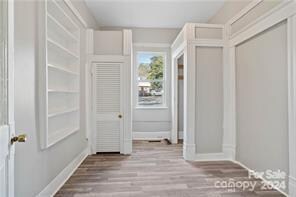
top-left (136, 52), bottom-right (166, 107)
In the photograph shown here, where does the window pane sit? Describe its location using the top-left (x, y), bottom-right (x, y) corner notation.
top-left (137, 53), bottom-right (164, 80)
top-left (138, 82), bottom-right (164, 106)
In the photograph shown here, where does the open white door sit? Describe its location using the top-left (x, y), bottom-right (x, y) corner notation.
top-left (0, 1), bottom-right (15, 196)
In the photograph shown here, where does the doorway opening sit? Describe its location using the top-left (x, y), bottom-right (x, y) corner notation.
top-left (171, 52), bottom-right (185, 145)
top-left (177, 55), bottom-right (184, 144)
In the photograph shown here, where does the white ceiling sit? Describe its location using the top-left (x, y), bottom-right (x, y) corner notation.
top-left (84, 0), bottom-right (224, 28)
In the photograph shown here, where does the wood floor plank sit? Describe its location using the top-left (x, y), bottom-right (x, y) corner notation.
top-left (55, 141), bottom-right (285, 197)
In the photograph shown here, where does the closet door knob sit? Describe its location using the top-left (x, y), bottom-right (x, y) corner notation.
top-left (118, 114), bottom-right (122, 118)
top-left (11, 134), bottom-right (27, 144)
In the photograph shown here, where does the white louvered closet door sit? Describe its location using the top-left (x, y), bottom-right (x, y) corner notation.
top-left (93, 62), bottom-right (123, 153)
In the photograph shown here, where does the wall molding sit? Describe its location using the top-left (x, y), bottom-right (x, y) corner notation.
top-left (171, 49), bottom-right (185, 144)
top-left (171, 41), bottom-right (186, 59)
top-left (195, 152), bottom-right (227, 161)
top-left (226, 1), bottom-right (296, 196)
top-left (189, 39), bottom-right (225, 47)
top-left (222, 144), bottom-right (236, 160)
top-left (132, 131), bottom-right (170, 140)
top-left (229, 1), bottom-right (296, 46)
top-left (123, 29), bottom-right (133, 55)
top-left (227, 0), bottom-right (263, 26)
top-left (171, 25), bottom-right (186, 50)
top-left (171, 23), bottom-right (225, 160)
top-left (183, 143), bottom-right (195, 160)
top-left (133, 42), bottom-right (171, 48)
top-left (37, 148), bottom-right (88, 197)
top-left (288, 13), bottom-right (296, 197)
top-left (123, 139), bottom-right (133, 154)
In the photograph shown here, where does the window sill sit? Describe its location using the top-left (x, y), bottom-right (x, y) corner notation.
top-left (135, 106), bottom-right (168, 110)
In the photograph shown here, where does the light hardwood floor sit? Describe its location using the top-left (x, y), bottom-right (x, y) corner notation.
top-left (55, 141), bottom-right (285, 197)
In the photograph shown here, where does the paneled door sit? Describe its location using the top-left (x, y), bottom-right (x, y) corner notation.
top-left (0, 1), bottom-right (15, 196)
top-left (92, 62), bottom-right (123, 153)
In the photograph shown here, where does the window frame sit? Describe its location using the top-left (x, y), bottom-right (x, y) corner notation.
top-left (134, 50), bottom-right (168, 109)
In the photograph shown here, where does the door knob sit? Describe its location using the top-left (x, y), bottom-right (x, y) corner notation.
top-left (11, 134), bottom-right (27, 144)
top-left (118, 114), bottom-right (122, 118)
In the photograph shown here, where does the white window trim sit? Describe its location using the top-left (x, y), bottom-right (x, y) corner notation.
top-left (134, 50), bottom-right (168, 109)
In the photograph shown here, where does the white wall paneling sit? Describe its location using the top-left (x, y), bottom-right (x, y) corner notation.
top-left (171, 1), bottom-right (296, 194)
top-left (171, 23), bottom-right (225, 160)
top-left (288, 12), bottom-right (296, 197)
top-left (195, 46), bottom-right (223, 154)
top-left (225, 1), bottom-right (296, 195)
top-left (229, 0), bottom-right (295, 46)
top-left (87, 30), bottom-right (132, 155)
top-left (38, 0), bottom-right (81, 149)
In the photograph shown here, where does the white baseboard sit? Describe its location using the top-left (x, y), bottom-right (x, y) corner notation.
top-left (223, 144), bottom-right (236, 160)
top-left (178, 131), bottom-right (183, 139)
top-left (37, 148), bottom-right (88, 197)
top-left (132, 131), bottom-right (170, 140)
top-left (195, 152), bottom-right (227, 161)
top-left (289, 175), bottom-right (296, 197)
top-left (232, 160), bottom-right (288, 197)
top-left (123, 139), bottom-right (132, 154)
top-left (183, 143), bottom-right (196, 160)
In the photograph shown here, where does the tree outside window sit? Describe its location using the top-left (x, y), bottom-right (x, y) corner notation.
top-left (137, 52), bottom-right (166, 107)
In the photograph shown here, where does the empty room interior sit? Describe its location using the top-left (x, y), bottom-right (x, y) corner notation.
top-left (1, 0), bottom-right (296, 196)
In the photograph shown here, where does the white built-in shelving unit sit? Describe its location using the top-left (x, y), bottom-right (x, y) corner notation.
top-left (38, 0), bottom-right (80, 148)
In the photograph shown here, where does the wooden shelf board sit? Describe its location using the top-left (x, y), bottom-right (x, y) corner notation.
top-left (48, 0), bottom-right (79, 36)
top-left (48, 64), bottom-right (79, 76)
top-left (47, 127), bottom-right (79, 148)
top-left (47, 13), bottom-right (79, 43)
top-left (48, 108), bottom-right (79, 118)
top-left (47, 38), bottom-right (79, 60)
top-left (48, 89), bottom-right (79, 94)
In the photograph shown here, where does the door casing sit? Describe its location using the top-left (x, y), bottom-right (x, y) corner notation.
top-left (89, 55), bottom-right (132, 155)
top-left (0, 0), bottom-right (15, 196)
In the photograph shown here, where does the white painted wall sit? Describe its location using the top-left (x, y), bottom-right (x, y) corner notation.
top-left (132, 28), bottom-right (180, 44)
top-left (208, 1), bottom-right (251, 24)
top-left (100, 27), bottom-right (180, 44)
top-left (93, 31), bottom-right (123, 55)
top-left (14, 1), bottom-right (97, 196)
